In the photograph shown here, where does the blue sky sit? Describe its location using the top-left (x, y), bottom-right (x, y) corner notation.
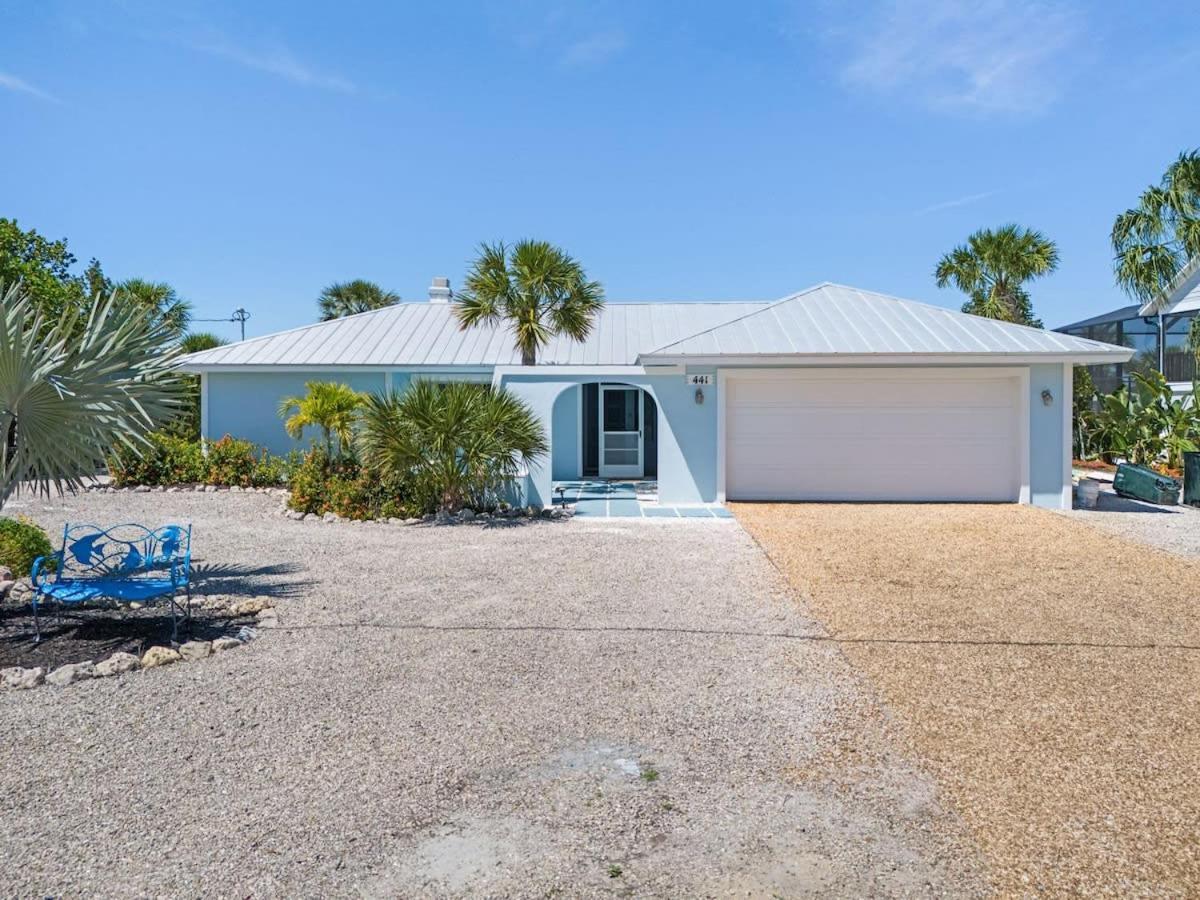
top-left (1, 0), bottom-right (1196, 340)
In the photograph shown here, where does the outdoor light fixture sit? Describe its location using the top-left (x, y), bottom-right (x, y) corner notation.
top-left (1041, 388), bottom-right (1054, 406)
top-left (695, 387), bottom-right (705, 405)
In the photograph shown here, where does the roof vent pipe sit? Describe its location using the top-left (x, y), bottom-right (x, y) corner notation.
top-left (428, 277), bottom-right (452, 304)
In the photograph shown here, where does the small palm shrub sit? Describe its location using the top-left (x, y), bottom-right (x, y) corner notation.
top-left (0, 516), bottom-right (54, 577)
top-left (358, 381), bottom-right (547, 513)
top-left (277, 381), bottom-right (366, 458)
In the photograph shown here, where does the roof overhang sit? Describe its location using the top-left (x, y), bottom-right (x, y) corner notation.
top-left (637, 351), bottom-right (1135, 367)
top-left (1138, 255), bottom-right (1200, 316)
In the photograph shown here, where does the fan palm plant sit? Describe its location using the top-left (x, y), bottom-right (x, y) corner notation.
top-left (1112, 150), bottom-right (1200, 309)
top-left (0, 281), bottom-right (182, 509)
top-left (277, 381), bottom-right (366, 457)
top-left (357, 380), bottom-right (547, 512)
top-left (454, 240), bottom-right (605, 365)
top-left (934, 225), bottom-right (1058, 327)
top-left (317, 280), bottom-right (400, 321)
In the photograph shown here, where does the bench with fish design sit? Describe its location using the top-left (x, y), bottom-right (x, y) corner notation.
top-left (30, 523), bottom-right (192, 643)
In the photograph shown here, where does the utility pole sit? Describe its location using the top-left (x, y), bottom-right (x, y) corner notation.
top-left (194, 308), bottom-right (252, 342)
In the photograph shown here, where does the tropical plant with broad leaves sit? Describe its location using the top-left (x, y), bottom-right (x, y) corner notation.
top-left (317, 280), bottom-right (400, 321)
top-left (0, 281), bottom-right (182, 509)
top-left (1090, 370), bottom-right (1200, 469)
top-left (277, 381), bottom-right (366, 457)
top-left (357, 380), bottom-right (547, 512)
top-left (454, 240), bottom-right (605, 365)
top-left (1112, 150), bottom-right (1200, 309)
top-left (934, 224), bottom-right (1058, 327)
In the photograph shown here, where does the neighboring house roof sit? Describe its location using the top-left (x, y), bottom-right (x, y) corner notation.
top-left (178, 301), bottom-right (770, 369)
top-left (1139, 255), bottom-right (1200, 316)
top-left (638, 283), bottom-right (1132, 364)
top-left (179, 282), bottom-right (1131, 372)
top-left (1056, 304), bottom-right (1145, 332)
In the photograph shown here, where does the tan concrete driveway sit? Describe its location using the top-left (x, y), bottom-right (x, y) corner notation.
top-left (733, 502), bottom-right (1200, 897)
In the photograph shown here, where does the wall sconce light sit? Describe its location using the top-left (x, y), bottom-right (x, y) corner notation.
top-left (695, 387), bottom-right (705, 405)
top-left (1041, 388), bottom-right (1054, 406)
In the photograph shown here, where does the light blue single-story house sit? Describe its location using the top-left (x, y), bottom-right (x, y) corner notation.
top-left (179, 279), bottom-right (1131, 510)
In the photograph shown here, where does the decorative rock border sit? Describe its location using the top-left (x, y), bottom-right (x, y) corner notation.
top-left (277, 498), bottom-right (574, 526)
top-left (82, 483), bottom-right (290, 496)
top-left (0, 594), bottom-right (277, 693)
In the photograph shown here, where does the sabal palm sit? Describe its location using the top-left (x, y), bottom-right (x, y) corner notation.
top-left (358, 380), bottom-right (547, 512)
top-left (1112, 150), bottom-right (1200, 308)
top-left (935, 225), bottom-right (1058, 327)
top-left (454, 240), bottom-right (605, 365)
top-left (0, 281), bottom-right (182, 509)
top-left (179, 331), bottom-right (228, 355)
top-left (317, 280), bottom-right (400, 321)
top-left (117, 278), bottom-right (192, 338)
top-left (277, 381), bottom-right (365, 455)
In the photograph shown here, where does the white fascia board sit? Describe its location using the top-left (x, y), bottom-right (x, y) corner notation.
top-left (175, 363), bottom-right (497, 375)
top-left (637, 351), bottom-right (1135, 367)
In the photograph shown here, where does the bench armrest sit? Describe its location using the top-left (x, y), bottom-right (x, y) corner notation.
top-left (30, 554), bottom-right (58, 588)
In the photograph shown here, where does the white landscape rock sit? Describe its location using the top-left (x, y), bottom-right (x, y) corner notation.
top-left (230, 597), bottom-right (273, 616)
top-left (1, 666), bottom-right (45, 690)
top-left (211, 636), bottom-right (243, 653)
top-left (141, 646), bottom-right (182, 669)
top-left (0, 580), bottom-right (15, 599)
top-left (47, 661), bottom-right (96, 687)
top-left (95, 652), bottom-right (141, 677)
top-left (178, 640), bottom-right (212, 661)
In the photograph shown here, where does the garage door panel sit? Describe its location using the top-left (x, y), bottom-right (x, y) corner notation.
top-left (725, 371), bottom-right (1022, 502)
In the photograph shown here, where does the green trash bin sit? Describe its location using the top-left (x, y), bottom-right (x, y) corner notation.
top-left (1113, 462), bottom-right (1181, 506)
top-left (1184, 451), bottom-right (1200, 508)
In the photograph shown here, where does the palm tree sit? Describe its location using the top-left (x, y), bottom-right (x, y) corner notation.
top-left (1112, 150), bottom-right (1200, 309)
top-left (454, 240), bottom-right (605, 365)
top-left (317, 280), bottom-right (400, 320)
top-left (0, 281), bottom-right (181, 509)
top-left (358, 380), bottom-right (547, 512)
top-left (934, 225), bottom-right (1058, 327)
top-left (277, 381), bottom-right (366, 456)
top-left (179, 331), bottom-right (228, 355)
top-left (116, 278), bottom-right (192, 338)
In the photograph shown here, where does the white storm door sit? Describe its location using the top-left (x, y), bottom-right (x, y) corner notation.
top-left (599, 386), bottom-right (643, 478)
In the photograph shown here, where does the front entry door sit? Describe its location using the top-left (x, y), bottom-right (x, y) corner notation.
top-left (599, 386), bottom-right (643, 478)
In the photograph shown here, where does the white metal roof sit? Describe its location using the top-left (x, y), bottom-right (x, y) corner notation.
top-left (639, 283), bottom-right (1133, 364)
top-left (1139, 256), bottom-right (1200, 316)
top-left (178, 300), bottom-right (770, 369)
top-left (179, 283), bottom-right (1132, 371)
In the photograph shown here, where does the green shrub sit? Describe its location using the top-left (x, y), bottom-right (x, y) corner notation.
top-left (107, 433), bottom-right (292, 487)
top-left (107, 432), bottom-right (204, 486)
top-left (286, 446), bottom-right (415, 519)
top-left (0, 516), bottom-right (54, 577)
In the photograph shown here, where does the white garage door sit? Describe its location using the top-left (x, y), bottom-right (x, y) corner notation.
top-left (724, 370), bottom-right (1023, 502)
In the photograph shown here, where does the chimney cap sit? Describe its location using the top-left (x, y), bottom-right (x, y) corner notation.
top-left (428, 276), bottom-right (452, 303)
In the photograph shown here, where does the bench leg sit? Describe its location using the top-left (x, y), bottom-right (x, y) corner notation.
top-left (31, 595), bottom-right (41, 643)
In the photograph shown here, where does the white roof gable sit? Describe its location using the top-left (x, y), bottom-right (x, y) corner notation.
top-left (639, 284), bottom-right (1132, 363)
top-left (1140, 256), bottom-right (1200, 316)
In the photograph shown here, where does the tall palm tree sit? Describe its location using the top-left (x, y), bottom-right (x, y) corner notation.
top-left (317, 280), bottom-right (400, 321)
top-left (454, 240), bottom-right (605, 365)
top-left (277, 381), bottom-right (366, 457)
top-left (0, 281), bottom-right (181, 508)
top-left (934, 224), bottom-right (1058, 327)
top-left (116, 278), bottom-right (192, 338)
top-left (1112, 150), bottom-right (1200, 309)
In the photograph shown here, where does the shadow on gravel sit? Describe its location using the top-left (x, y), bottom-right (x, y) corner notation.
top-left (190, 560), bottom-right (314, 600)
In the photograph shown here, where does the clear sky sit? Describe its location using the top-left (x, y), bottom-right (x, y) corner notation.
top-left (2, 0), bottom-right (1196, 340)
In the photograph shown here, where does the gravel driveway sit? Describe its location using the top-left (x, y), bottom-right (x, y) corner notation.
top-left (734, 502), bottom-right (1200, 897)
top-left (1060, 489), bottom-right (1200, 559)
top-left (0, 491), bottom-right (982, 897)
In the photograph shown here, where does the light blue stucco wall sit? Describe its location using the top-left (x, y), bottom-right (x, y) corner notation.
top-left (206, 371), bottom-right (390, 454)
top-left (551, 386), bottom-right (580, 481)
top-left (1028, 363), bottom-right (1069, 508)
top-left (205, 362), bottom-right (1072, 510)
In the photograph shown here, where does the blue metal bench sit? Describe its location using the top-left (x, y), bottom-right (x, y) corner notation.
top-left (31, 523), bottom-right (193, 643)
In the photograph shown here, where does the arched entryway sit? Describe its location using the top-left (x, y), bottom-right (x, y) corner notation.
top-left (580, 382), bottom-right (657, 480)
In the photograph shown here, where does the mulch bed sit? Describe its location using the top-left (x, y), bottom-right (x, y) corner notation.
top-left (0, 601), bottom-right (255, 671)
